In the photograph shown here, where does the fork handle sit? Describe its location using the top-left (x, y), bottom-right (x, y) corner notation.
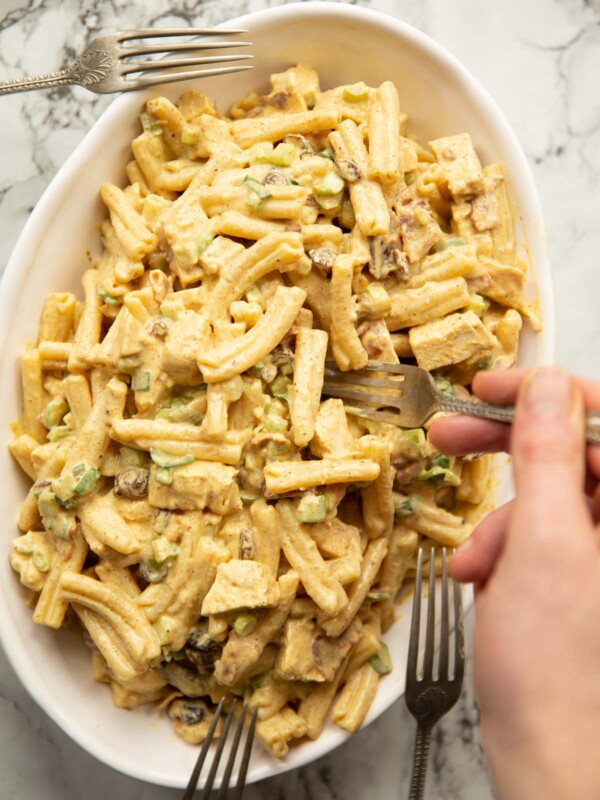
top-left (434, 395), bottom-right (600, 446)
top-left (0, 68), bottom-right (75, 96)
top-left (408, 722), bottom-right (432, 800)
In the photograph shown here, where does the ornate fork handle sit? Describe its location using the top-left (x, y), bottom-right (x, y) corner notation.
top-left (433, 395), bottom-right (600, 446)
top-left (0, 68), bottom-right (75, 96)
top-left (408, 722), bottom-right (433, 800)
top-left (0, 50), bottom-right (112, 96)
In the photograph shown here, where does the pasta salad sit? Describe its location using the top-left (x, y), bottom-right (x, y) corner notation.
top-left (9, 64), bottom-right (538, 757)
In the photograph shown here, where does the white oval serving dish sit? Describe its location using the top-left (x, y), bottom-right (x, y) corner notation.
top-left (0, 2), bottom-right (553, 789)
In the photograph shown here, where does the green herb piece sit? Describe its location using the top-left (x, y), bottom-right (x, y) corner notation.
top-left (241, 175), bottom-right (272, 208)
top-left (97, 289), bottom-right (121, 305)
top-left (431, 454), bottom-right (451, 470)
top-left (47, 426), bottom-right (73, 442)
top-left (233, 614), bottom-right (257, 636)
top-left (394, 497), bottom-right (420, 518)
top-left (72, 463), bottom-right (86, 476)
top-left (477, 355), bottom-right (493, 371)
top-left (343, 82), bottom-right (369, 102)
top-left (74, 467), bottom-right (101, 497)
top-left (318, 148), bottom-right (336, 161)
top-left (132, 370), bottom-right (151, 392)
top-left (367, 592), bottom-right (391, 602)
top-left (297, 494), bottom-right (327, 523)
top-left (43, 397), bottom-right (69, 430)
top-left (370, 642), bottom-right (392, 674)
top-left (418, 466), bottom-right (461, 488)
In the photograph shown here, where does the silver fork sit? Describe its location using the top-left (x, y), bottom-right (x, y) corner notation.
top-left (0, 28), bottom-right (252, 96)
top-left (405, 548), bottom-right (464, 800)
top-left (323, 361), bottom-right (600, 445)
top-left (182, 699), bottom-right (257, 800)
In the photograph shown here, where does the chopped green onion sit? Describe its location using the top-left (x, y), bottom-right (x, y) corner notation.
top-left (343, 82), bottom-right (369, 102)
top-left (155, 466), bottom-right (173, 485)
top-left (297, 494), bottom-right (327, 523)
top-left (269, 142), bottom-right (296, 167)
top-left (431, 236), bottom-right (467, 254)
top-left (431, 454), bottom-right (451, 470)
top-left (370, 642), bottom-right (393, 674)
top-left (132, 370), bottom-right (151, 392)
top-left (233, 614), bottom-right (257, 636)
top-left (150, 449), bottom-right (195, 469)
top-left (72, 463), bottom-right (86, 476)
top-left (74, 467), bottom-right (101, 497)
top-left (32, 549), bottom-right (52, 573)
top-left (319, 148), bottom-right (336, 161)
top-left (241, 175), bottom-right (272, 207)
top-left (97, 289), bottom-right (121, 306)
top-left (477, 355), bottom-right (493, 371)
top-left (290, 178), bottom-right (301, 186)
top-left (368, 592), bottom-right (391, 602)
top-left (418, 466), bottom-right (461, 488)
top-left (43, 397), bottom-right (69, 430)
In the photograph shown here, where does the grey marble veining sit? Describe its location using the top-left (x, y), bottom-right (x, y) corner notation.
top-left (1, 0), bottom-right (599, 798)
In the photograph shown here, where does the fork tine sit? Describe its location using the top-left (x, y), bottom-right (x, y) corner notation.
top-left (325, 360), bottom-right (411, 376)
top-left (182, 698), bottom-right (225, 800)
top-left (200, 701), bottom-right (237, 799)
top-left (122, 54), bottom-right (253, 75)
top-left (439, 548), bottom-right (450, 680)
top-left (322, 383), bottom-right (402, 410)
top-left (122, 41), bottom-right (251, 57)
top-left (128, 65), bottom-right (253, 91)
top-left (453, 575), bottom-right (465, 683)
top-left (406, 547), bottom-right (423, 683)
top-left (214, 705), bottom-right (248, 800)
top-left (343, 406), bottom-right (401, 426)
top-left (231, 709), bottom-right (258, 800)
top-left (422, 547), bottom-right (436, 680)
top-left (117, 28), bottom-right (248, 41)
top-left (323, 372), bottom-right (406, 391)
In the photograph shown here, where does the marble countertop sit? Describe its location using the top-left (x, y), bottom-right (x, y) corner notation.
top-left (1, 0), bottom-right (599, 798)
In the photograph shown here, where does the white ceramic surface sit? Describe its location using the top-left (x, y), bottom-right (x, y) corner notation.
top-left (0, 1), bottom-right (552, 791)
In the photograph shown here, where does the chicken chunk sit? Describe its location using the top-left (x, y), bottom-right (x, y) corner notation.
top-left (201, 559), bottom-right (280, 615)
top-left (409, 310), bottom-right (497, 371)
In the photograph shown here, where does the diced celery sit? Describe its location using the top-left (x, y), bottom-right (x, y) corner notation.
top-left (172, 241), bottom-right (198, 267)
top-left (264, 414), bottom-right (288, 434)
top-left (313, 173), bottom-right (345, 196)
top-left (195, 231), bottom-right (214, 256)
top-left (72, 463), bottom-right (86, 476)
top-left (155, 466), bottom-right (173, 485)
top-left (132, 370), bottom-right (151, 392)
top-left (269, 142), bottom-right (296, 167)
top-left (433, 375), bottom-right (455, 396)
top-left (270, 375), bottom-right (290, 402)
top-left (251, 143), bottom-right (273, 164)
top-left (150, 449), bottom-right (195, 469)
top-left (468, 293), bottom-right (490, 317)
top-left (370, 642), bottom-right (392, 674)
top-left (52, 471), bottom-right (77, 503)
top-left (47, 426), bottom-right (73, 442)
top-left (233, 614), bottom-right (257, 636)
top-left (43, 397), bottom-right (69, 430)
top-left (181, 126), bottom-right (199, 145)
top-left (116, 357), bottom-right (139, 374)
top-left (343, 82), bottom-right (369, 102)
top-left (245, 286), bottom-right (262, 305)
top-left (297, 494), bottom-right (327, 523)
top-left (279, 362), bottom-right (294, 376)
top-left (324, 491), bottom-right (338, 512)
top-left (152, 537), bottom-right (180, 564)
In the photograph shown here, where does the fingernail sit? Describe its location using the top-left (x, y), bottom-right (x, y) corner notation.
top-left (455, 536), bottom-right (473, 556)
top-left (523, 368), bottom-right (572, 416)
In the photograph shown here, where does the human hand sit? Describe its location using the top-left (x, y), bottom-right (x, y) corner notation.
top-left (429, 367), bottom-right (600, 800)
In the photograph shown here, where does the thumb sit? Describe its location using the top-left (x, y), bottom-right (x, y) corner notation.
top-left (509, 367), bottom-right (590, 554)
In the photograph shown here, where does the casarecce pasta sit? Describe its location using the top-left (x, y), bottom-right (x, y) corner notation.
top-left (9, 65), bottom-right (536, 758)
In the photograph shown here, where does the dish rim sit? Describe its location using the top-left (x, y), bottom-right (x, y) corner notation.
top-left (0, 1), bottom-right (554, 788)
